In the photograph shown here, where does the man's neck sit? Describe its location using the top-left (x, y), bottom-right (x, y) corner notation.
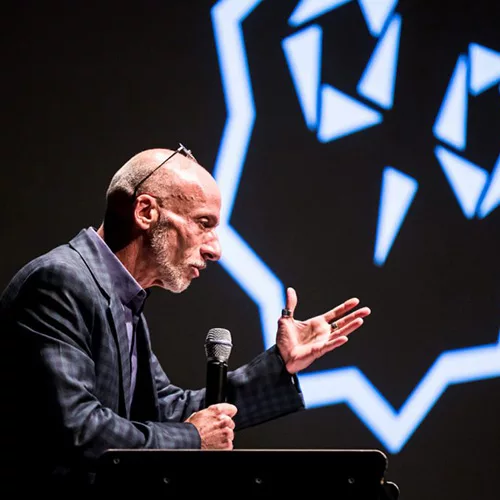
top-left (96, 224), bottom-right (154, 289)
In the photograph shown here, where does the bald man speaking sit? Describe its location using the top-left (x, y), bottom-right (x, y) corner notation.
top-left (0, 144), bottom-right (370, 492)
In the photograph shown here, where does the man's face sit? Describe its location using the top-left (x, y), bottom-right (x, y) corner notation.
top-left (148, 177), bottom-right (222, 292)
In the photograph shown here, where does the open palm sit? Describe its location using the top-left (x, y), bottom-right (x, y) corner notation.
top-left (276, 287), bottom-right (371, 374)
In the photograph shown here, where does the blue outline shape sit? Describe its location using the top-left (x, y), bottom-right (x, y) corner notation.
top-left (300, 332), bottom-right (500, 453)
top-left (374, 167), bottom-right (418, 266)
top-left (433, 48), bottom-right (500, 220)
top-left (211, 0), bottom-right (285, 349)
top-left (317, 84), bottom-right (383, 141)
top-left (478, 154), bottom-right (500, 218)
top-left (433, 55), bottom-right (469, 151)
top-left (286, 1), bottom-right (402, 141)
top-left (357, 0), bottom-right (398, 37)
top-left (357, 13), bottom-right (402, 109)
top-left (289, 0), bottom-right (352, 27)
top-left (210, 0), bottom-right (500, 453)
top-left (469, 43), bottom-right (500, 96)
top-left (435, 145), bottom-right (489, 219)
top-left (282, 25), bottom-right (323, 130)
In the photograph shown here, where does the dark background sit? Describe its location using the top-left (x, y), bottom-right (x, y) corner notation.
top-left (1, 1), bottom-right (499, 498)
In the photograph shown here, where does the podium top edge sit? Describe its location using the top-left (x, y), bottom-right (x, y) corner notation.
top-left (102, 448), bottom-right (387, 455)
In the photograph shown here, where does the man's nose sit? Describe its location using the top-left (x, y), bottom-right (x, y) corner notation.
top-left (201, 233), bottom-right (221, 262)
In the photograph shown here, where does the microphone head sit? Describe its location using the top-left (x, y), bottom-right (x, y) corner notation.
top-left (205, 327), bottom-right (232, 362)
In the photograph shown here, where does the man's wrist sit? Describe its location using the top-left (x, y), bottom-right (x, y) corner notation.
top-left (274, 346), bottom-right (300, 387)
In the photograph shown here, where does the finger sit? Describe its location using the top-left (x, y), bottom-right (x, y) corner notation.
top-left (223, 430), bottom-right (234, 450)
top-left (323, 336), bottom-right (349, 353)
top-left (184, 411), bottom-right (197, 424)
top-left (330, 307), bottom-right (371, 331)
top-left (324, 297), bottom-right (362, 324)
top-left (309, 336), bottom-right (349, 359)
top-left (218, 414), bottom-right (236, 430)
top-left (283, 287), bottom-right (298, 318)
top-left (330, 318), bottom-right (365, 338)
top-left (212, 402), bottom-right (238, 417)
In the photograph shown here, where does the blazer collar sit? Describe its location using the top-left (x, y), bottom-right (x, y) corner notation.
top-left (68, 227), bottom-right (119, 302)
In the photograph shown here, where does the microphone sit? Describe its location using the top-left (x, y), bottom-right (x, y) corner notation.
top-left (204, 327), bottom-right (232, 407)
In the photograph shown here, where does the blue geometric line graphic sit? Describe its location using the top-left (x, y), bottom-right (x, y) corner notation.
top-left (317, 84), bottom-right (382, 142)
top-left (374, 167), bottom-right (418, 266)
top-left (433, 45), bottom-right (500, 220)
top-left (469, 43), bottom-right (500, 96)
top-left (211, 0), bottom-right (500, 453)
top-left (357, 13), bottom-right (402, 109)
top-left (478, 154), bottom-right (500, 218)
top-left (433, 55), bottom-right (468, 151)
top-left (435, 146), bottom-right (489, 219)
top-left (211, 0), bottom-right (286, 350)
top-left (211, 0), bottom-right (263, 223)
top-left (283, 1), bottom-right (401, 143)
top-left (358, 0), bottom-right (398, 37)
top-left (289, 0), bottom-right (351, 27)
top-left (300, 332), bottom-right (500, 453)
top-left (282, 25), bottom-right (323, 130)
top-left (217, 225), bottom-right (284, 349)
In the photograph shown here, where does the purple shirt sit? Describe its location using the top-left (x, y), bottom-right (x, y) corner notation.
top-left (88, 228), bottom-right (147, 406)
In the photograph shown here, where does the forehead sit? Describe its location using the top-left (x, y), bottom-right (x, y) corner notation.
top-left (167, 163), bottom-right (221, 217)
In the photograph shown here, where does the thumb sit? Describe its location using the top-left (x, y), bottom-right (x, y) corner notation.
top-left (285, 287), bottom-right (298, 317)
top-left (213, 402), bottom-right (238, 417)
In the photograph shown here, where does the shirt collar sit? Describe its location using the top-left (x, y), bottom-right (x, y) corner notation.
top-left (87, 227), bottom-right (147, 314)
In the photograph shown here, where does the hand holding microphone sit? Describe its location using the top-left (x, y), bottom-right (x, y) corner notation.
top-left (184, 328), bottom-right (237, 450)
top-left (185, 402), bottom-right (237, 450)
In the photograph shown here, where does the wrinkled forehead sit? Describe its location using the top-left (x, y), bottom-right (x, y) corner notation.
top-left (165, 161), bottom-right (221, 213)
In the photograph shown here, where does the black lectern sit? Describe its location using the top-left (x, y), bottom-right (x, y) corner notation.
top-left (94, 448), bottom-right (399, 498)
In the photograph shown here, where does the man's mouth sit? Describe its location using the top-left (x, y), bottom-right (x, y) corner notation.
top-left (190, 264), bottom-right (206, 278)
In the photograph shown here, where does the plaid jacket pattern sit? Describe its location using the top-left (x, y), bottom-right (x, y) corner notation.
top-left (0, 228), bottom-right (304, 485)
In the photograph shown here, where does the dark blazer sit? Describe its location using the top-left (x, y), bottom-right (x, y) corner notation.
top-left (0, 228), bottom-right (304, 490)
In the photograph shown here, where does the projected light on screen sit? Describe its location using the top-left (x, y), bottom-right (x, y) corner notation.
top-left (210, 0), bottom-right (500, 453)
top-left (433, 44), bottom-right (500, 220)
top-left (282, 0), bottom-right (400, 141)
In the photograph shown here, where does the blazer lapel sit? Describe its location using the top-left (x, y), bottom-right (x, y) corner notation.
top-left (130, 317), bottom-right (158, 421)
top-left (107, 296), bottom-right (132, 418)
top-left (68, 227), bottom-right (137, 419)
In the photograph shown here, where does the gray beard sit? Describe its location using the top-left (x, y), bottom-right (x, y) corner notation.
top-left (149, 217), bottom-right (190, 293)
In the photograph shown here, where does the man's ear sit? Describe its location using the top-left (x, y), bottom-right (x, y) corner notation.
top-left (133, 194), bottom-right (160, 230)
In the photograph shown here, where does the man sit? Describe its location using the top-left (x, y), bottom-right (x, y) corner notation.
top-left (0, 145), bottom-right (370, 491)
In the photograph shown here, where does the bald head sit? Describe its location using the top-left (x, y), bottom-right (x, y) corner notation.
top-left (106, 148), bottom-right (214, 199)
top-left (106, 148), bottom-right (174, 200)
top-left (101, 148), bottom-right (220, 246)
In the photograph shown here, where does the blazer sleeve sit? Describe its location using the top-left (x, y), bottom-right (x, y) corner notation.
top-left (226, 346), bottom-right (306, 430)
top-left (152, 345), bottom-right (305, 429)
top-left (5, 261), bottom-right (200, 463)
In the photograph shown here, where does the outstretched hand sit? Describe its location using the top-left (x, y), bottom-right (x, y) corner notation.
top-left (276, 287), bottom-right (371, 374)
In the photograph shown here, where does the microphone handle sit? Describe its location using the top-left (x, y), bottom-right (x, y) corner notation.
top-left (205, 360), bottom-right (228, 407)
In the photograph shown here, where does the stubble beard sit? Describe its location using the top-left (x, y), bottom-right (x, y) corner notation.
top-left (149, 216), bottom-right (191, 293)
